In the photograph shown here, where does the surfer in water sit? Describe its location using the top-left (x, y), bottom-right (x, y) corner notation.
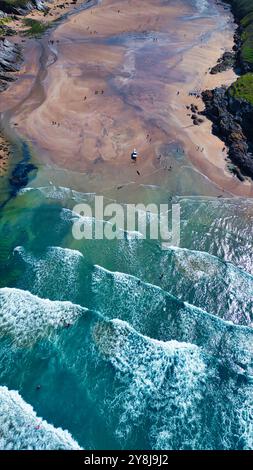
top-left (131, 148), bottom-right (138, 161)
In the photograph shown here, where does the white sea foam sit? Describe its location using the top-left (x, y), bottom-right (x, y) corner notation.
top-left (14, 246), bottom-right (83, 300)
top-left (92, 264), bottom-right (166, 331)
top-left (93, 317), bottom-right (208, 449)
top-left (91, 264), bottom-right (253, 381)
top-left (18, 187), bottom-right (34, 194)
top-left (195, 0), bottom-right (209, 14)
top-left (167, 247), bottom-right (253, 325)
top-left (93, 317), bottom-right (253, 449)
top-left (177, 197), bottom-right (253, 275)
top-left (71, 210), bottom-right (145, 240)
top-left (19, 186), bottom-right (96, 204)
top-left (0, 386), bottom-right (81, 450)
top-left (0, 288), bottom-right (86, 346)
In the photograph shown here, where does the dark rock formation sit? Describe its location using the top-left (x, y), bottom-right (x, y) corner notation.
top-left (0, 25), bottom-right (16, 36)
top-left (210, 51), bottom-right (236, 74)
top-left (0, 1), bottom-right (49, 92)
top-left (0, 1), bottom-right (45, 15)
top-left (0, 38), bottom-right (22, 72)
top-left (224, 1), bottom-right (253, 73)
top-left (201, 2), bottom-right (253, 181)
top-left (202, 87), bottom-right (253, 179)
top-left (9, 162), bottom-right (37, 196)
top-left (8, 140), bottom-right (37, 196)
top-left (0, 38), bottom-right (23, 91)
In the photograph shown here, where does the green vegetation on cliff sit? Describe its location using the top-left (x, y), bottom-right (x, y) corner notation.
top-left (228, 0), bottom-right (253, 17)
top-left (228, 0), bottom-right (253, 68)
top-left (225, 1), bottom-right (253, 103)
top-left (0, 17), bottom-right (11, 25)
top-left (229, 72), bottom-right (253, 104)
top-left (22, 18), bottom-right (50, 37)
top-left (3, 0), bottom-right (28, 5)
top-left (0, 1), bottom-right (50, 36)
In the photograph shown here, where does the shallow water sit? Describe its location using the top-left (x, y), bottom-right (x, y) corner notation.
top-left (0, 0), bottom-right (253, 451)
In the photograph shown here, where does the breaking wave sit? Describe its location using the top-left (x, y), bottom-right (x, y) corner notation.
top-left (14, 246), bottom-right (84, 301)
top-left (0, 287), bottom-right (86, 346)
top-left (0, 386), bottom-right (81, 450)
top-left (0, 288), bottom-right (252, 449)
top-left (90, 317), bottom-right (253, 449)
top-left (91, 265), bottom-right (253, 380)
top-left (161, 246), bottom-right (253, 325)
top-left (93, 318), bottom-right (208, 449)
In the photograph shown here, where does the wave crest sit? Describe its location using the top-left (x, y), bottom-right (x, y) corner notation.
top-left (0, 386), bottom-right (81, 450)
top-left (0, 287), bottom-right (86, 346)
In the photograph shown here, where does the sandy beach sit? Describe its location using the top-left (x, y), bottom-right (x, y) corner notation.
top-left (0, 133), bottom-right (10, 177)
top-left (1, 0), bottom-right (253, 197)
top-left (1, 2), bottom-right (253, 453)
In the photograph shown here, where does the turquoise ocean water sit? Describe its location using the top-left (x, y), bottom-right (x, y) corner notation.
top-left (0, 186), bottom-right (252, 449)
top-left (0, 0), bottom-right (253, 450)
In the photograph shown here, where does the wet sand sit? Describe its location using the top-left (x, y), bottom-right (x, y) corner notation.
top-left (1, 0), bottom-right (253, 197)
top-left (0, 0), bottom-right (85, 183)
top-left (0, 134), bottom-right (10, 177)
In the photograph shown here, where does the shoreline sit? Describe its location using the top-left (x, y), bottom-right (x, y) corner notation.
top-left (0, 0), bottom-right (253, 200)
top-left (0, 0), bottom-right (87, 201)
top-left (0, 132), bottom-right (10, 176)
top-left (201, 0), bottom-right (253, 187)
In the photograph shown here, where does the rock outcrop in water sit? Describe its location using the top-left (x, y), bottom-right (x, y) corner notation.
top-left (9, 161), bottom-right (37, 196)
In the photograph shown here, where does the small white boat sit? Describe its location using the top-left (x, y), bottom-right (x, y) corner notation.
top-left (131, 148), bottom-right (138, 160)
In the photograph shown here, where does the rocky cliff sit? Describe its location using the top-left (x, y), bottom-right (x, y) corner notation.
top-left (202, 87), bottom-right (253, 180)
top-left (0, 38), bottom-right (22, 91)
top-left (202, 0), bottom-right (253, 182)
top-left (0, 1), bottom-right (45, 15)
